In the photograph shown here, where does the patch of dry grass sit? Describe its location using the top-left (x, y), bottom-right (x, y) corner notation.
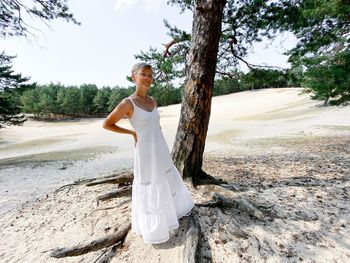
top-left (0, 146), bottom-right (118, 169)
top-left (0, 137), bottom-right (64, 152)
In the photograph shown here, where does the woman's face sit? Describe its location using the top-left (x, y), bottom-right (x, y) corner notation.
top-left (132, 67), bottom-right (153, 90)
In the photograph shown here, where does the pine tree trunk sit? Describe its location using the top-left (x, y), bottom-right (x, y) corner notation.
top-left (171, 0), bottom-right (226, 183)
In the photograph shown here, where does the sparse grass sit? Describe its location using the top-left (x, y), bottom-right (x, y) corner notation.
top-left (234, 100), bottom-right (314, 121)
top-left (241, 135), bottom-right (322, 147)
top-left (233, 134), bottom-right (350, 156)
top-left (0, 146), bottom-right (117, 169)
top-left (208, 129), bottom-right (242, 143)
top-left (250, 135), bottom-right (311, 144)
top-left (316, 125), bottom-right (350, 131)
top-left (0, 138), bottom-right (64, 152)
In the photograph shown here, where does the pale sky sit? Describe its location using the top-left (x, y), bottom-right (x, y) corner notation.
top-left (1, 0), bottom-right (296, 88)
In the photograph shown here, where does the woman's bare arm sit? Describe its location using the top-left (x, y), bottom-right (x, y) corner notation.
top-left (102, 98), bottom-right (137, 143)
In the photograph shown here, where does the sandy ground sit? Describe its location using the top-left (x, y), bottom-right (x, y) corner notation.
top-left (0, 88), bottom-right (349, 262)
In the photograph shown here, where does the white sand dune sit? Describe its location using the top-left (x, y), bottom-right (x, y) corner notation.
top-left (1, 87), bottom-right (348, 159)
top-left (0, 88), bottom-right (349, 263)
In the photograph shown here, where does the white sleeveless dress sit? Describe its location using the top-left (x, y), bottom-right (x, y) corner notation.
top-left (128, 97), bottom-right (195, 244)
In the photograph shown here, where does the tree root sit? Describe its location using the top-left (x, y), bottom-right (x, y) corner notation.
top-left (86, 172), bottom-right (133, 187)
top-left (94, 242), bottom-right (123, 263)
top-left (50, 221), bottom-right (131, 258)
top-left (93, 206), bottom-right (120, 212)
top-left (54, 170), bottom-right (133, 193)
top-left (50, 168), bottom-right (276, 261)
top-left (96, 186), bottom-right (132, 205)
top-left (182, 211), bottom-right (201, 263)
top-left (196, 192), bottom-right (261, 219)
top-left (53, 181), bottom-right (83, 194)
top-left (193, 170), bottom-right (228, 188)
top-left (196, 184), bottom-right (273, 220)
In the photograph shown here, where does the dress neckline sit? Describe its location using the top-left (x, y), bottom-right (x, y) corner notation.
top-left (134, 103), bottom-right (156, 113)
top-left (129, 97), bottom-right (156, 113)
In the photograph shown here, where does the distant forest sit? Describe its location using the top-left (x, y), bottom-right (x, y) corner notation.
top-left (18, 68), bottom-right (299, 120)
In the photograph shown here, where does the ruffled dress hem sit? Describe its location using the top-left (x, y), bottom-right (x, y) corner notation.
top-left (131, 203), bottom-right (195, 244)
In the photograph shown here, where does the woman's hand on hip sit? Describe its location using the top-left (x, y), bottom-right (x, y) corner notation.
top-left (132, 131), bottom-right (138, 147)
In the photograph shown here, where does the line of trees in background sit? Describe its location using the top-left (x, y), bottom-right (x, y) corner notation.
top-left (19, 83), bottom-right (180, 119)
top-left (17, 68), bottom-right (300, 120)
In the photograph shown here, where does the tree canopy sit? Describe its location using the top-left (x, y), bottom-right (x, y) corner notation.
top-left (0, 0), bottom-right (79, 38)
top-left (0, 52), bottom-right (34, 128)
top-left (137, 0), bottom-right (350, 105)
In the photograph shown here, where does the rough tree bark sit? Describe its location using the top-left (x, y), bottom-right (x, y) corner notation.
top-left (171, 0), bottom-right (227, 185)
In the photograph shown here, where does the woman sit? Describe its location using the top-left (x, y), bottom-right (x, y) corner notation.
top-left (103, 62), bottom-right (195, 244)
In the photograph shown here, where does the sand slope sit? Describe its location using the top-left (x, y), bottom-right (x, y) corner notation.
top-left (0, 88), bottom-right (349, 262)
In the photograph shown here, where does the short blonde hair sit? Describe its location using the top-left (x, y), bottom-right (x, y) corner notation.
top-left (131, 62), bottom-right (152, 74)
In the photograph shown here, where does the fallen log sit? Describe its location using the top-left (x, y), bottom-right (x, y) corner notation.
top-left (50, 221), bottom-right (131, 258)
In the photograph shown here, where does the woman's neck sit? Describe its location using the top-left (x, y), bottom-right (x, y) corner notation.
top-left (134, 90), bottom-right (148, 99)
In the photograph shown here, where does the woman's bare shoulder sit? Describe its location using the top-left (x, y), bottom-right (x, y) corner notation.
top-left (120, 100), bottom-right (133, 117)
top-left (119, 97), bottom-right (133, 108)
top-left (108, 98), bottom-right (133, 115)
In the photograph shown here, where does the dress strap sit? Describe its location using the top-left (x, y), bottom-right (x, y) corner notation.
top-left (150, 96), bottom-right (156, 108)
top-left (127, 96), bottom-right (136, 107)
